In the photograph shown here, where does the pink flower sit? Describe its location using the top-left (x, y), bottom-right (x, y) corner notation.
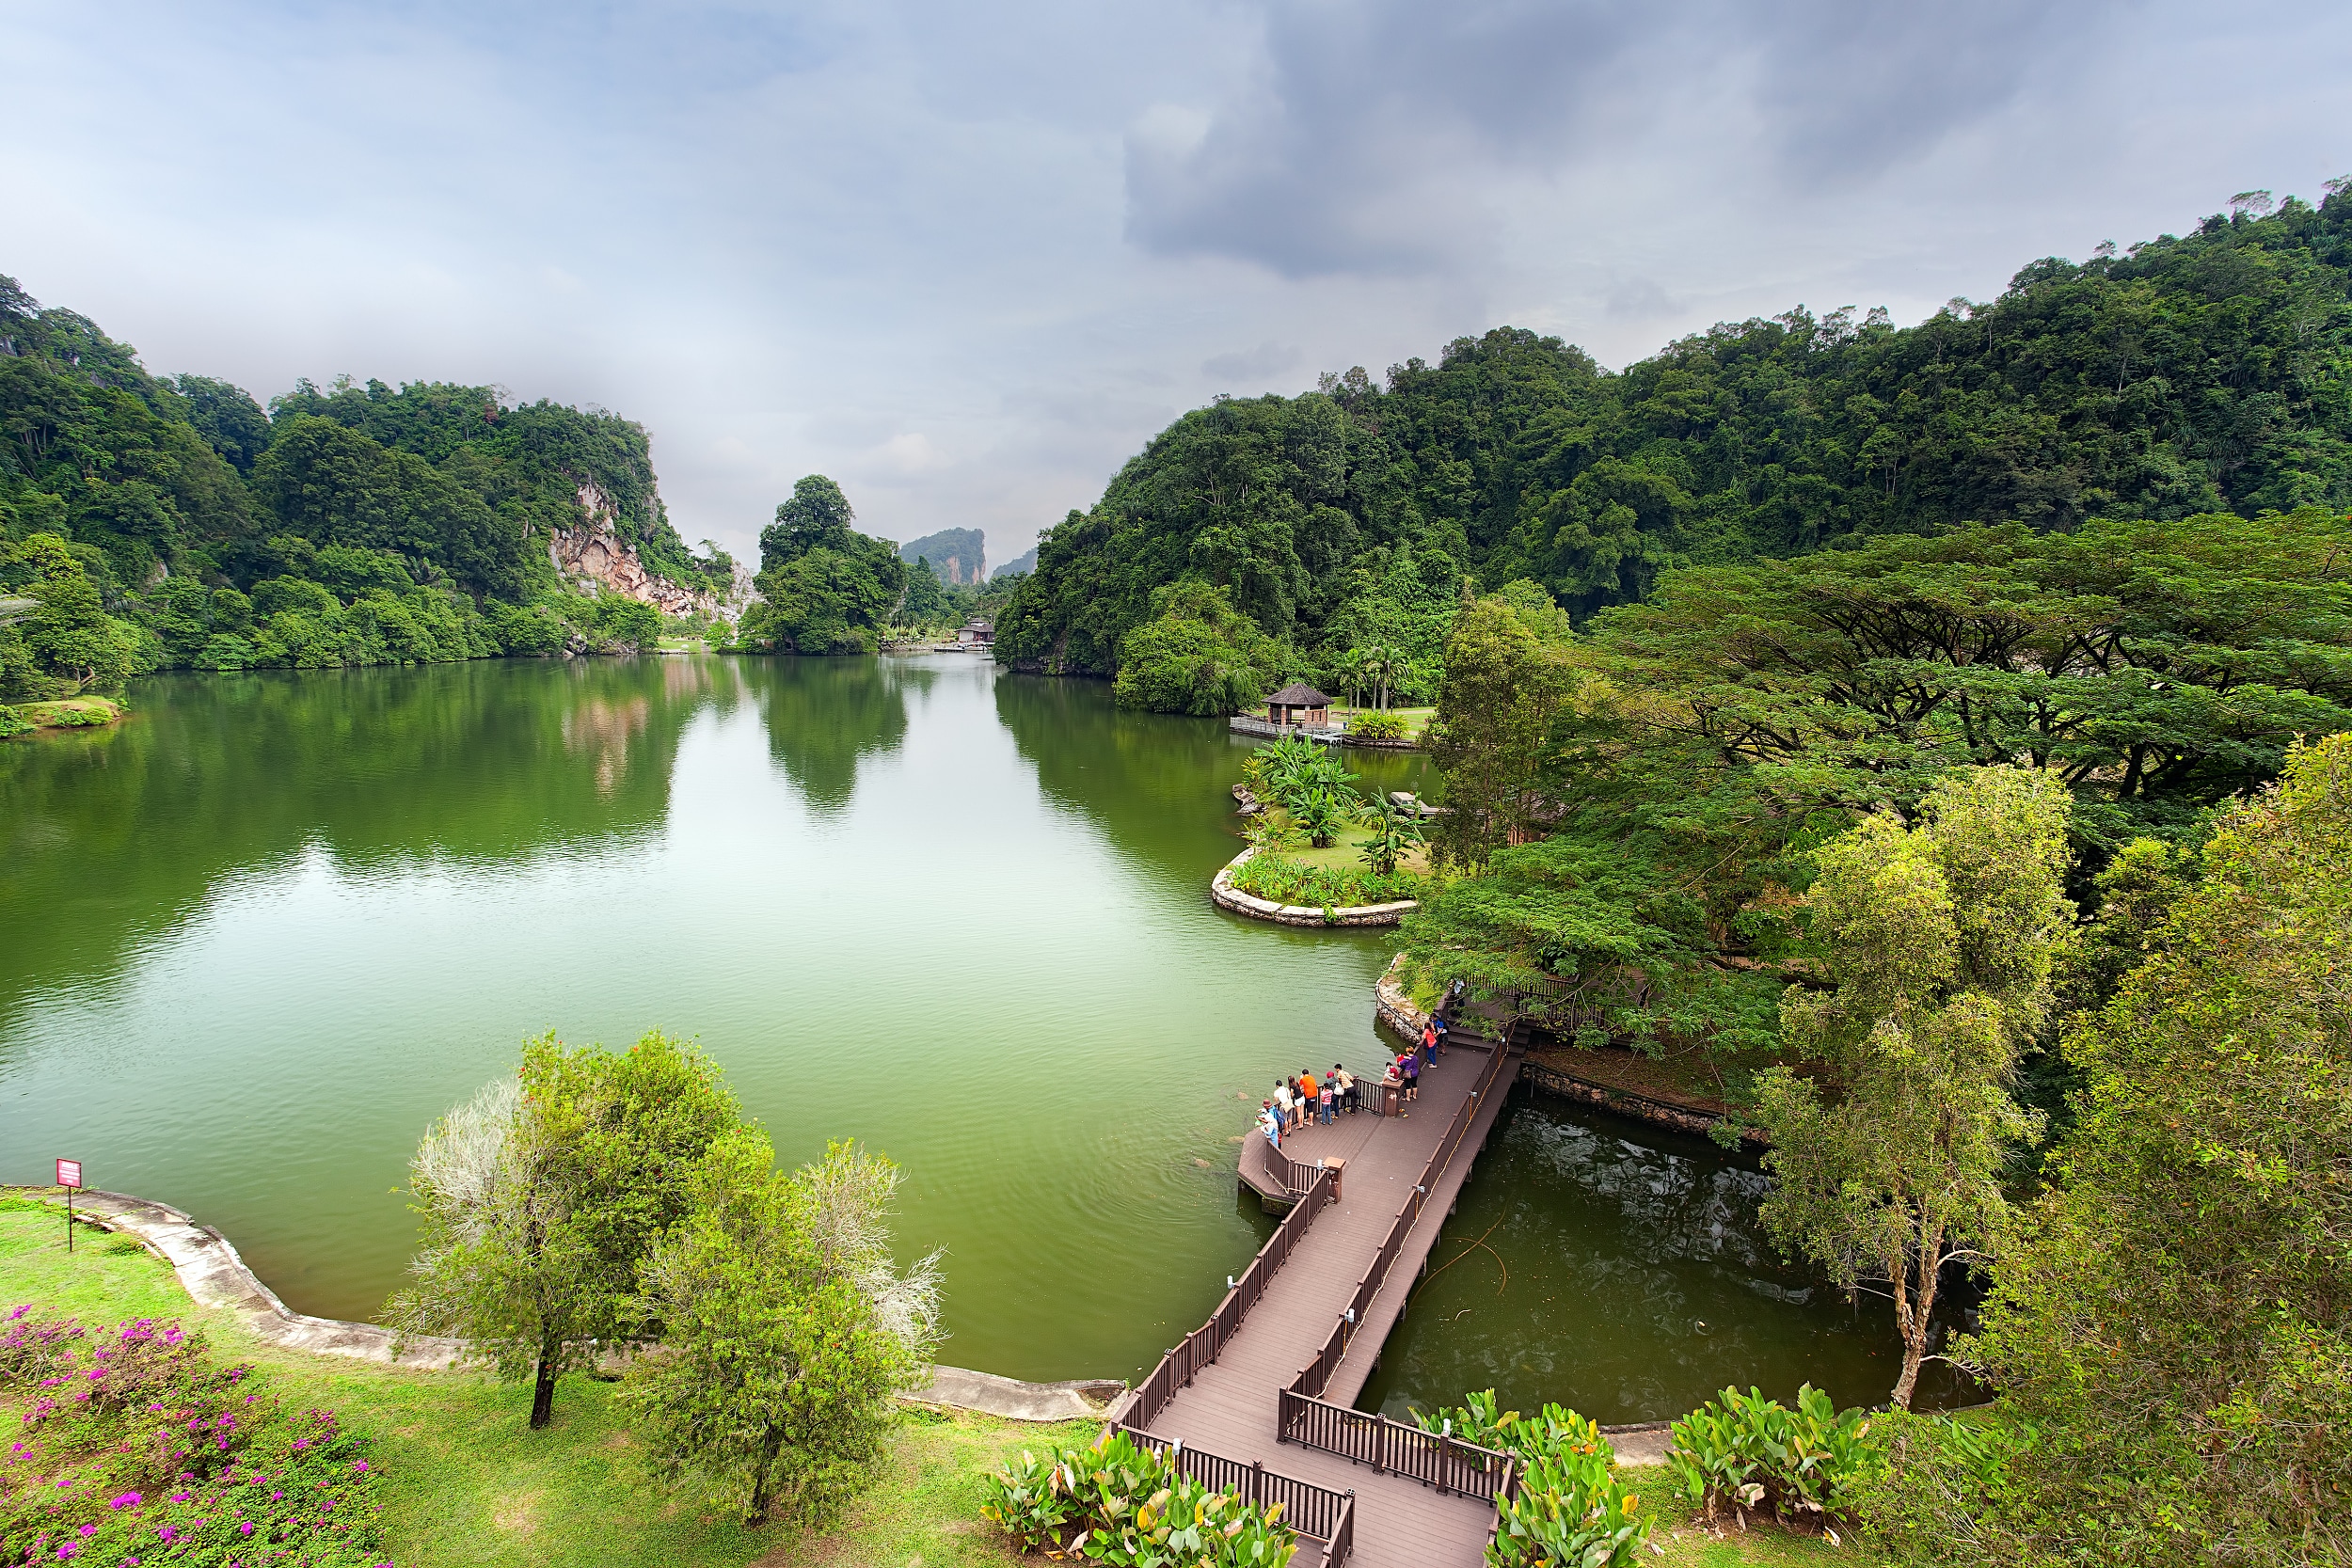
top-left (109, 1492), bottom-right (141, 1510)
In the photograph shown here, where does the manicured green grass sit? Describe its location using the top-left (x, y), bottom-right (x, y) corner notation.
top-left (0, 1198), bottom-right (1086, 1567)
top-left (1283, 822), bottom-right (1434, 877)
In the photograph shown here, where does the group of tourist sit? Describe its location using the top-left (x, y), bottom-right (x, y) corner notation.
top-left (1257, 1010), bottom-right (1452, 1148)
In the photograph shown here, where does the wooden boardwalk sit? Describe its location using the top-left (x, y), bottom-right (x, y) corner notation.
top-left (1115, 1036), bottom-right (1523, 1567)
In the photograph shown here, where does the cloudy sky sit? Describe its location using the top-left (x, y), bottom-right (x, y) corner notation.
top-left (8, 0), bottom-right (2348, 565)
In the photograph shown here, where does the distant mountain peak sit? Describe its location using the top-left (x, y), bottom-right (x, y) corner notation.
top-left (898, 527), bottom-right (985, 585)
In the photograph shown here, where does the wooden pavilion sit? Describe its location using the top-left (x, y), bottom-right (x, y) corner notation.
top-left (1264, 682), bottom-right (1335, 730)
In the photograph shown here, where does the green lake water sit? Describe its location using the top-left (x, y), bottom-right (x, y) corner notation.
top-left (0, 656), bottom-right (1943, 1415)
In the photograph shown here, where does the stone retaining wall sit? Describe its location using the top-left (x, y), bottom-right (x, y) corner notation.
top-left (1374, 952), bottom-right (1434, 1039)
top-left (1211, 847), bottom-right (1418, 927)
top-left (1518, 1064), bottom-right (1771, 1150)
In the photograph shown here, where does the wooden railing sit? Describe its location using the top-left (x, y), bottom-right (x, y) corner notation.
top-left (1121, 1164), bottom-right (1336, 1430)
top-left (1275, 1392), bottom-right (1514, 1498)
top-left (1115, 1425), bottom-right (1357, 1565)
top-left (1274, 1043), bottom-right (1520, 1499)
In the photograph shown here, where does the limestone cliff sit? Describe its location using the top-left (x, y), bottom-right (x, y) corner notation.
top-left (549, 480), bottom-right (741, 619)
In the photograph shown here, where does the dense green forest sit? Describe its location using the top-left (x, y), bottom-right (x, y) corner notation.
top-left (0, 274), bottom-right (732, 702)
top-left (997, 188), bottom-right (2352, 710)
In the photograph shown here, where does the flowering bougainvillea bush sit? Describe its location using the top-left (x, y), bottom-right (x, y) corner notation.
top-left (0, 1307), bottom-right (390, 1566)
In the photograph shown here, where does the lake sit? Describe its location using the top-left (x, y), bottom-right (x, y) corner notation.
top-left (0, 655), bottom-right (1949, 1415)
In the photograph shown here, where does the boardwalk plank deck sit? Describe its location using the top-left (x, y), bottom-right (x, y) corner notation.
top-left (1140, 1039), bottom-right (1521, 1568)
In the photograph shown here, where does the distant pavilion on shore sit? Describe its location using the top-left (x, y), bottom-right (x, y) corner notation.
top-left (1264, 682), bottom-right (1336, 730)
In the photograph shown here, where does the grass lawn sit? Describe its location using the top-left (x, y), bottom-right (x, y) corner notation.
top-left (0, 1196), bottom-right (1087, 1567)
top-left (1622, 1467), bottom-right (1874, 1567)
top-left (1281, 821), bottom-right (1434, 878)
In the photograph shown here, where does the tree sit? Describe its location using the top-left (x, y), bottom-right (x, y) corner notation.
top-left (759, 474), bottom-right (860, 565)
top-left (7, 533), bottom-right (135, 693)
top-left (1109, 579), bottom-right (1293, 715)
top-left (1424, 587), bottom-right (1578, 870)
top-left (393, 1031), bottom-right (738, 1429)
top-left (898, 554), bottom-right (950, 628)
top-left (1948, 736), bottom-right (2352, 1563)
top-left (741, 476), bottom-right (905, 655)
top-left (624, 1130), bottom-right (940, 1525)
top-left (1753, 766), bottom-right (2073, 1409)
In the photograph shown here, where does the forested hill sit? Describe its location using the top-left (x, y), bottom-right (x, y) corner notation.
top-left (996, 186), bottom-right (2352, 689)
top-left (1, 275), bottom-right (732, 689)
top-left (897, 527), bottom-right (986, 584)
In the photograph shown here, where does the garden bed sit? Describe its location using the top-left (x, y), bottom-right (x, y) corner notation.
top-left (1211, 847), bottom-right (1422, 927)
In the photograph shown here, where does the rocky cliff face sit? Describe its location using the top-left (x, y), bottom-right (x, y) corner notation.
top-left (550, 481), bottom-right (740, 619)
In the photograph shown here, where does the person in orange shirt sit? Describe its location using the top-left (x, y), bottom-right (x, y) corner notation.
top-left (1299, 1068), bottom-right (1320, 1111)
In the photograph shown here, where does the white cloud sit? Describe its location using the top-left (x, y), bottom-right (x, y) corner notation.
top-left (1, 0), bottom-right (2346, 569)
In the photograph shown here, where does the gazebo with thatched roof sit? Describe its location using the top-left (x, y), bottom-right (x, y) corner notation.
top-left (1264, 682), bottom-right (1334, 730)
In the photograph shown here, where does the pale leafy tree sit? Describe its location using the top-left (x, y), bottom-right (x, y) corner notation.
top-left (1425, 590), bottom-right (1578, 870)
top-left (1754, 766), bottom-right (2072, 1409)
top-left (393, 1032), bottom-right (737, 1429)
top-left (623, 1130), bottom-right (942, 1525)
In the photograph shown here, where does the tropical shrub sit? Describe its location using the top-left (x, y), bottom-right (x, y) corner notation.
top-left (978, 1447), bottom-right (1082, 1554)
top-left (1231, 852), bottom-right (1422, 910)
top-left (1667, 1385), bottom-right (1880, 1527)
top-left (0, 1308), bottom-right (389, 1567)
top-left (1408, 1388), bottom-right (1522, 1452)
top-left (1412, 1395), bottom-right (1648, 1568)
top-left (1347, 710), bottom-right (1407, 741)
top-left (1845, 1408), bottom-right (2037, 1565)
top-left (1490, 1449), bottom-right (1645, 1568)
top-left (977, 1427), bottom-right (1296, 1565)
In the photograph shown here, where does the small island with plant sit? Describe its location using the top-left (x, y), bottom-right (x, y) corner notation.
top-left (1216, 735), bottom-right (1436, 923)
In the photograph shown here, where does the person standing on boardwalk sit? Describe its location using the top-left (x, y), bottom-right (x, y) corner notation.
top-left (1381, 1056), bottom-right (1406, 1116)
top-left (1261, 1100), bottom-right (1282, 1148)
top-left (1298, 1067), bottom-right (1320, 1116)
top-left (1421, 1020), bottom-right (1438, 1068)
top-left (1401, 1049), bottom-right (1421, 1102)
top-left (1275, 1078), bottom-right (1296, 1133)
top-left (1332, 1063), bottom-right (1356, 1114)
top-left (1317, 1074), bottom-right (1335, 1124)
top-left (1431, 1011), bottom-right (1450, 1056)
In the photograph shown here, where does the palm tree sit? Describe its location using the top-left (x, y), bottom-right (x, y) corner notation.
top-left (1359, 794), bottom-right (1426, 875)
top-left (1356, 643), bottom-right (1412, 711)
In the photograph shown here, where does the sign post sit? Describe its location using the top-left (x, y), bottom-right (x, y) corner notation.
top-left (55, 1160), bottom-right (81, 1254)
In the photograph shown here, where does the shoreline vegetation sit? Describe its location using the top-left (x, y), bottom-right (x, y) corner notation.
top-left (0, 1196), bottom-right (1863, 1568)
top-left (0, 1195), bottom-right (1097, 1568)
top-left (0, 692), bottom-right (121, 737)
